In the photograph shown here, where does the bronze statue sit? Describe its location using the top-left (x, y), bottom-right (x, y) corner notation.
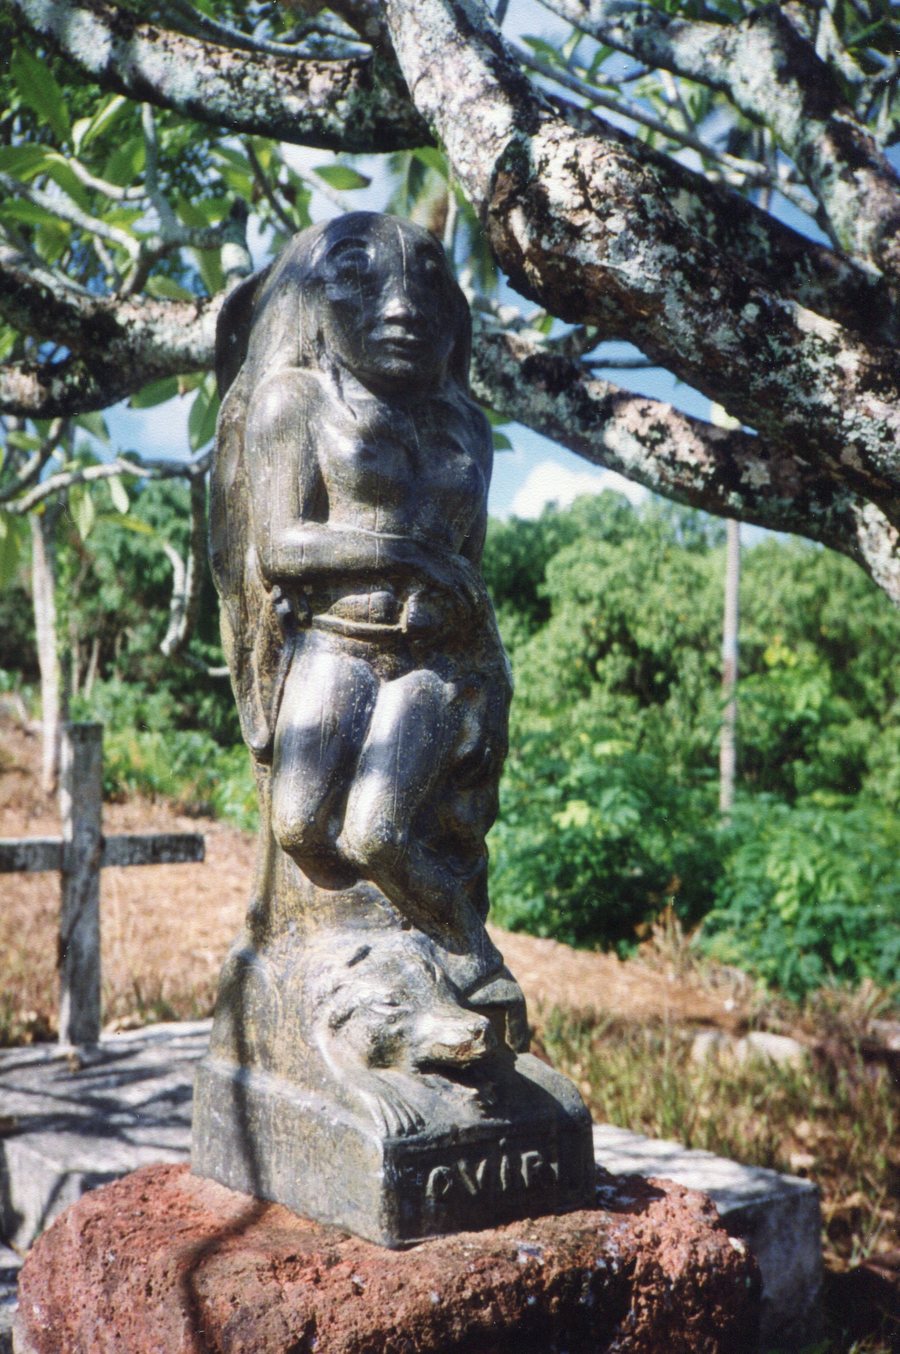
top-left (194, 213), bottom-right (594, 1244)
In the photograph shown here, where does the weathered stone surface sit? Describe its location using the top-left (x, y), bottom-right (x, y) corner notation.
top-left (0, 1022), bottom-right (821, 1345)
top-left (194, 1049), bottom-right (594, 1246)
top-left (593, 1124), bottom-right (821, 1351)
top-left (0, 1022), bottom-right (208, 1251)
top-left (14, 1162), bottom-right (759, 1354)
top-left (0, 1244), bottom-right (21, 1354)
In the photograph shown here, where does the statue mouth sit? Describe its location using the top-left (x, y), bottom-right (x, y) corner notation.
top-left (373, 326), bottom-right (428, 350)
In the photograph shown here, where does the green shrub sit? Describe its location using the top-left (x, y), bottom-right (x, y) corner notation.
top-left (102, 726), bottom-right (257, 831)
top-left (489, 727), bottom-right (722, 952)
top-left (700, 797), bottom-right (900, 998)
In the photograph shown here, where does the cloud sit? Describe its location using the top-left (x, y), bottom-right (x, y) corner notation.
top-left (510, 461), bottom-right (646, 518)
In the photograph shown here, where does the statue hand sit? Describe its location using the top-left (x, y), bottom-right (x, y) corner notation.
top-left (392, 537), bottom-right (487, 614)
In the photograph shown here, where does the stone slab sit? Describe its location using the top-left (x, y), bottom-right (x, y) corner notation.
top-left (1, 1024), bottom-right (821, 1348)
top-left (593, 1124), bottom-right (822, 1350)
top-left (13, 1161), bottom-right (760, 1354)
top-left (0, 1245), bottom-right (21, 1354)
top-left (0, 1021), bottom-right (208, 1251)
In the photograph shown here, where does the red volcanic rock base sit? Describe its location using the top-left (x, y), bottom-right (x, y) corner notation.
top-left (15, 1162), bottom-right (759, 1354)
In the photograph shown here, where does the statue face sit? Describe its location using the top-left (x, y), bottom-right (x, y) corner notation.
top-left (314, 217), bottom-right (457, 393)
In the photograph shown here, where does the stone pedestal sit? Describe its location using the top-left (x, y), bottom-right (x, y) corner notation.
top-left (193, 1050), bottom-right (594, 1246)
top-left (14, 1162), bottom-right (759, 1354)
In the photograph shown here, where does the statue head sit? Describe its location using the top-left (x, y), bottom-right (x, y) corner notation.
top-left (216, 213), bottom-right (473, 401)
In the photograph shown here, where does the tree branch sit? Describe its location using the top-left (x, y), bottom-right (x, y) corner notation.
top-left (0, 241), bottom-right (218, 416)
top-left (6, 450), bottom-right (209, 515)
top-left (538, 0), bottom-right (900, 279)
top-left (384, 0), bottom-right (900, 508)
top-left (0, 172), bottom-right (139, 259)
top-left (0, 416), bottom-right (65, 502)
top-left (471, 320), bottom-right (900, 603)
top-left (549, 94), bottom-right (898, 346)
top-left (9, 0), bottom-right (430, 154)
top-left (160, 471), bottom-right (206, 658)
top-left (515, 41), bottom-right (817, 215)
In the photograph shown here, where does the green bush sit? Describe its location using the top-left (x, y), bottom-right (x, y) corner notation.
top-left (700, 797), bottom-right (900, 998)
top-left (489, 727), bottom-right (722, 952)
top-left (102, 726), bottom-right (257, 831)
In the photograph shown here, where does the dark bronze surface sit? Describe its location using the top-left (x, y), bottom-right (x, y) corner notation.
top-left (193, 212), bottom-right (594, 1242)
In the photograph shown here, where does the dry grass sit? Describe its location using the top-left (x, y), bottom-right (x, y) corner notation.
top-left (541, 1010), bottom-right (898, 1353)
top-left (0, 723), bottom-right (742, 1044)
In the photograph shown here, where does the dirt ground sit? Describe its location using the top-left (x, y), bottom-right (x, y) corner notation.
top-left (0, 721), bottom-right (741, 1040)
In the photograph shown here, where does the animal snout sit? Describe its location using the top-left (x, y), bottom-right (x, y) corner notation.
top-left (414, 1007), bottom-right (497, 1066)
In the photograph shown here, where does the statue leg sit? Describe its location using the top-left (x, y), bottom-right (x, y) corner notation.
top-left (271, 640), bottom-right (378, 869)
top-left (435, 671), bottom-right (511, 918)
top-left (338, 668), bottom-right (486, 925)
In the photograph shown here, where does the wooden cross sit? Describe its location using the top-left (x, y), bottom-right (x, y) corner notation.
top-left (0, 722), bottom-right (204, 1047)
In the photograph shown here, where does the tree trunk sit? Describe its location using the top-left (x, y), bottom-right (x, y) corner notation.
top-left (719, 519), bottom-right (740, 817)
top-left (30, 506), bottom-right (61, 794)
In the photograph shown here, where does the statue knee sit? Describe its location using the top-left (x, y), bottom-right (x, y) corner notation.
top-left (339, 811), bottom-right (406, 874)
top-left (271, 783), bottom-right (327, 858)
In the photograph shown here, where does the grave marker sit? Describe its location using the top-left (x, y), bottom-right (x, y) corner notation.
top-left (0, 722), bottom-right (204, 1046)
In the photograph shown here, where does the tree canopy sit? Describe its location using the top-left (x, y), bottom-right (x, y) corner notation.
top-left (0, 0), bottom-right (898, 604)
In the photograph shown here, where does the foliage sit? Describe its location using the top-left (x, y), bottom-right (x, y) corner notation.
top-left (485, 494), bottom-right (900, 992)
top-left (490, 729), bottom-right (722, 950)
top-left (62, 479), bottom-right (240, 743)
top-left (0, 0), bottom-right (897, 1001)
top-left (700, 796), bottom-right (900, 998)
top-left (0, 0), bottom-right (897, 604)
top-left (0, 581), bottom-right (35, 677)
top-left (99, 725), bottom-right (257, 830)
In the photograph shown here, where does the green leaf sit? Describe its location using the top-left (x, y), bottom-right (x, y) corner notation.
top-left (0, 202), bottom-right (73, 250)
top-left (0, 144), bottom-right (54, 178)
top-left (108, 475), bottom-right (130, 514)
top-left (0, 513), bottom-right (26, 589)
top-left (314, 164), bottom-right (371, 191)
top-left (521, 35), bottom-right (563, 63)
top-left (0, 325), bottom-right (16, 363)
top-left (188, 375), bottom-right (220, 451)
top-left (70, 485), bottom-right (96, 541)
top-left (74, 412), bottom-right (110, 443)
top-left (76, 95), bottom-right (129, 153)
top-left (107, 514), bottom-right (154, 536)
top-left (103, 136), bottom-right (145, 188)
top-left (130, 377), bottom-right (180, 409)
top-left (176, 196), bottom-right (209, 229)
top-left (492, 429), bottom-right (513, 452)
top-left (176, 195), bottom-right (226, 227)
top-left (192, 246), bottom-right (224, 297)
top-left (11, 46), bottom-right (71, 146)
top-left (145, 275), bottom-right (196, 301)
top-left (43, 154), bottom-right (93, 211)
top-left (412, 147), bottom-right (449, 178)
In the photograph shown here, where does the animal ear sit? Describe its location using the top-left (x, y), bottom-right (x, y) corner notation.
top-left (328, 1001), bottom-right (355, 1032)
top-left (215, 265), bottom-right (273, 398)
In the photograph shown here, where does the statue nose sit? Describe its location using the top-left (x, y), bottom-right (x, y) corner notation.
top-left (382, 288), bottom-right (415, 321)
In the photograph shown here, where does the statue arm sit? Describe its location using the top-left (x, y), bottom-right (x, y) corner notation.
top-left (246, 370), bottom-right (451, 587)
top-left (455, 405), bottom-right (493, 571)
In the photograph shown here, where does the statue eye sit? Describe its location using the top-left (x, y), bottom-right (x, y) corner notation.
top-left (325, 243), bottom-right (373, 284)
top-left (417, 250), bottom-right (442, 278)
